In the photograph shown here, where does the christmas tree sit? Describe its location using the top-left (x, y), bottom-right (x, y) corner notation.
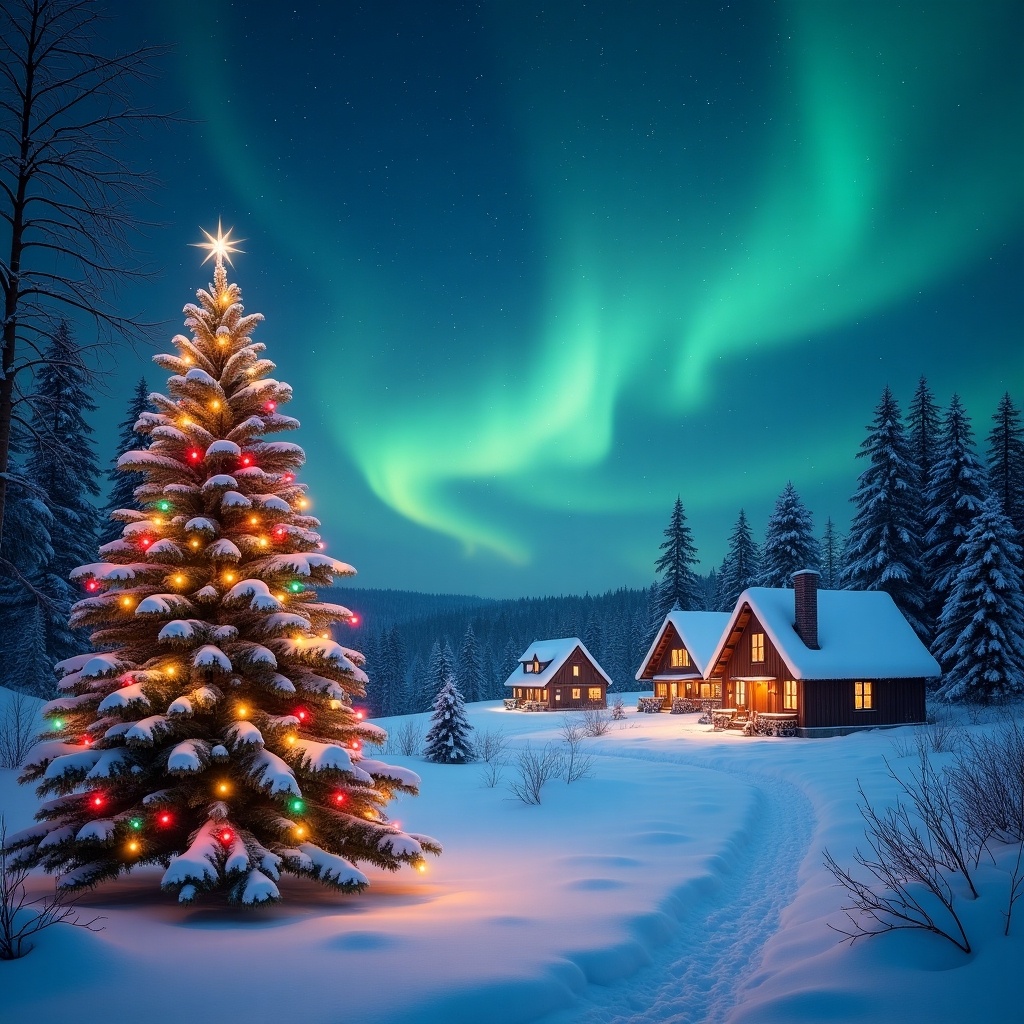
top-left (423, 675), bottom-right (475, 764)
top-left (10, 229), bottom-right (440, 904)
top-left (651, 496), bottom-right (701, 621)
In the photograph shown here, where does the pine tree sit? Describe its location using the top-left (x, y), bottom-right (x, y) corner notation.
top-left (422, 675), bottom-right (475, 763)
top-left (404, 651), bottom-right (425, 711)
top-left (651, 497), bottom-right (701, 624)
top-left (841, 387), bottom-right (928, 640)
top-left (100, 377), bottom-right (153, 545)
top-left (456, 622), bottom-right (483, 704)
top-left (758, 482), bottom-right (820, 588)
top-left (718, 509), bottom-right (760, 610)
top-left (908, 375), bottom-right (941, 500)
top-left (986, 393), bottom-right (1024, 540)
top-left (10, 242), bottom-right (439, 903)
top-left (819, 518), bottom-right (844, 590)
top-left (26, 323), bottom-right (102, 583)
top-left (934, 496), bottom-right (1024, 703)
top-left (923, 395), bottom-right (989, 624)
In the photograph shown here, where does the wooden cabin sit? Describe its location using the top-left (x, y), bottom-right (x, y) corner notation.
top-left (504, 638), bottom-right (610, 711)
top-left (705, 570), bottom-right (939, 737)
top-left (635, 610), bottom-right (731, 708)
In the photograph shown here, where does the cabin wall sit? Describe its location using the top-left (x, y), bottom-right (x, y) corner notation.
top-left (725, 611), bottom-right (791, 682)
top-left (548, 648), bottom-right (607, 709)
top-left (801, 678), bottom-right (926, 729)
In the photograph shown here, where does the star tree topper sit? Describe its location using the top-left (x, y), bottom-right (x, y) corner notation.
top-left (191, 219), bottom-right (245, 267)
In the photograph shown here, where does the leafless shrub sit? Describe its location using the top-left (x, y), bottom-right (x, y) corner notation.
top-left (580, 708), bottom-right (611, 737)
top-left (508, 743), bottom-right (564, 805)
top-left (477, 729), bottom-right (509, 788)
top-left (610, 696), bottom-right (626, 720)
top-left (951, 720), bottom-right (1024, 846)
top-left (0, 817), bottom-right (104, 959)
top-left (560, 717), bottom-right (594, 784)
top-left (921, 712), bottom-right (959, 755)
top-left (824, 781), bottom-right (972, 953)
top-left (0, 691), bottom-right (35, 769)
top-left (390, 719), bottom-right (423, 757)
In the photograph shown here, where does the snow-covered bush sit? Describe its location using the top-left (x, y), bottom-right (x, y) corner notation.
top-left (508, 743), bottom-right (563, 804)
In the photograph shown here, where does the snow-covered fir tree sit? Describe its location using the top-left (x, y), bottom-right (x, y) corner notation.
top-left (651, 496), bottom-right (701, 621)
top-left (456, 622), bottom-right (483, 705)
top-left (841, 386), bottom-right (928, 640)
top-left (986, 392), bottom-right (1024, 540)
top-left (933, 495), bottom-right (1024, 703)
top-left (819, 518), bottom-right (844, 590)
top-left (10, 238), bottom-right (440, 903)
top-left (425, 639), bottom-right (455, 709)
top-left (718, 509), bottom-right (760, 610)
top-left (758, 482), bottom-right (819, 588)
top-left (100, 377), bottom-right (153, 545)
top-left (923, 394), bottom-right (989, 625)
top-left (422, 675), bottom-right (475, 763)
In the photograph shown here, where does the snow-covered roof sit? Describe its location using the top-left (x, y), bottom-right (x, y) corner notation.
top-left (503, 638), bottom-right (611, 689)
top-left (707, 588), bottom-right (941, 680)
top-left (635, 611), bottom-right (732, 680)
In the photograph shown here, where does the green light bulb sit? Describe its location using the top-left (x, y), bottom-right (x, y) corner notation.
top-left (290, 799), bottom-right (305, 813)
top-left (289, 581), bottom-right (303, 593)
top-left (51, 718), bottom-right (64, 730)
top-left (158, 500), bottom-right (171, 512)
top-left (129, 817), bottom-right (143, 830)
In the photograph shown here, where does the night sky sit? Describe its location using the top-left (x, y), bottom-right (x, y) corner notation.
top-left (94, 1), bottom-right (1022, 599)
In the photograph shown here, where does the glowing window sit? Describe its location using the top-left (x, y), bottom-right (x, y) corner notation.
top-left (554, 690), bottom-right (561, 701)
top-left (854, 681), bottom-right (873, 710)
top-left (656, 682), bottom-right (668, 698)
top-left (735, 680), bottom-right (747, 707)
top-left (588, 687), bottom-right (602, 701)
top-left (573, 665), bottom-right (580, 677)
top-left (670, 648), bottom-right (690, 668)
top-left (572, 688), bottom-right (581, 700)
top-left (784, 680), bottom-right (798, 710)
top-left (751, 633), bottom-right (765, 663)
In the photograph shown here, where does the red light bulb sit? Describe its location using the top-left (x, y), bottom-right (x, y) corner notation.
top-left (282, 473), bottom-right (294, 484)
top-left (91, 794), bottom-right (104, 809)
top-left (264, 400), bottom-right (277, 412)
top-left (296, 709), bottom-right (307, 721)
top-left (82, 736), bottom-right (92, 746)
top-left (333, 793), bottom-right (346, 805)
top-left (188, 449), bottom-right (202, 462)
top-left (218, 828), bottom-right (234, 846)
top-left (355, 711), bottom-right (364, 720)
top-left (241, 455), bottom-right (252, 466)
top-left (158, 813), bottom-right (172, 826)
top-left (349, 614), bottom-right (360, 627)
top-left (86, 579), bottom-right (99, 592)
top-left (140, 537), bottom-right (152, 548)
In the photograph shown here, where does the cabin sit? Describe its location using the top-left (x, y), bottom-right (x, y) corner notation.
top-left (504, 638), bottom-right (610, 711)
top-left (704, 570), bottom-right (940, 737)
top-left (635, 610), bottom-right (731, 708)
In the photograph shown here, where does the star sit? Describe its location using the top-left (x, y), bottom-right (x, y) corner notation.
top-left (191, 219), bottom-right (245, 267)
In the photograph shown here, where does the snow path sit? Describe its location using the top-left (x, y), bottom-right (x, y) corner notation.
top-left (542, 749), bottom-right (816, 1024)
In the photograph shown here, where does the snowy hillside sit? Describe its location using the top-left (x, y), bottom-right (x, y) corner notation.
top-left (1, 690), bottom-right (1019, 1024)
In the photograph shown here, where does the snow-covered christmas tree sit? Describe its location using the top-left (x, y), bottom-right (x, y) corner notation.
top-left (9, 228), bottom-right (440, 904)
top-left (758, 482), bottom-right (819, 588)
top-left (423, 674), bottom-right (475, 764)
top-left (933, 495), bottom-right (1024, 703)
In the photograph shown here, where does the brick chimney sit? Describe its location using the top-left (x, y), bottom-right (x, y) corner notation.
top-left (792, 569), bottom-right (820, 650)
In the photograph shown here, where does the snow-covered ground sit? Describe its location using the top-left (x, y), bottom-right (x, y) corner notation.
top-left (1, 687), bottom-right (1020, 1023)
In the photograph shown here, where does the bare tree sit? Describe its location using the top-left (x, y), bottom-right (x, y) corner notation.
top-left (560, 715), bottom-right (594, 783)
top-left (580, 707), bottom-right (611, 737)
top-left (0, 0), bottom-right (170, 542)
top-left (0, 689), bottom-right (36, 768)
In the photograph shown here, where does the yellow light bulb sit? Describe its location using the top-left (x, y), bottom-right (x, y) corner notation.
top-left (217, 336), bottom-right (227, 345)
top-left (211, 400), bottom-right (221, 411)
top-left (190, 539), bottom-right (200, 549)
top-left (258, 538), bottom-right (269, 548)
top-left (248, 516), bottom-right (259, 526)
top-left (182, 355), bottom-right (192, 365)
top-left (166, 666), bottom-right (176, 677)
top-left (295, 826), bottom-right (306, 838)
top-left (329, 699), bottom-right (341, 710)
top-left (128, 841), bottom-right (140, 854)
top-left (298, 499), bottom-right (309, 509)
top-left (237, 706), bottom-right (248, 718)
top-left (218, 783), bottom-right (230, 794)
top-left (286, 735), bottom-right (296, 745)
top-left (224, 572), bottom-right (236, 584)
top-left (121, 597), bottom-right (132, 608)
top-left (174, 575), bottom-right (186, 586)
top-left (320, 632), bottom-right (330, 640)
top-left (416, 862), bottom-right (427, 874)
top-left (180, 417), bottom-right (191, 427)
top-left (277, 593), bottom-right (286, 601)
top-left (153, 516), bottom-right (163, 526)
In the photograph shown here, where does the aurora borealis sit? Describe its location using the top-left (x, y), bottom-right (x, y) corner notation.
top-left (104, 1), bottom-right (1022, 598)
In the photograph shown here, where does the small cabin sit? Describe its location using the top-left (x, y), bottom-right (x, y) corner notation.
top-left (504, 638), bottom-right (610, 711)
top-left (635, 610), bottom-right (731, 708)
top-left (705, 570), bottom-right (939, 737)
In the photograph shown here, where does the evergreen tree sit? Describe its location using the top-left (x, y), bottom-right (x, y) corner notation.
top-left (819, 518), bottom-right (844, 590)
top-left (934, 496), bottom-right (1024, 703)
top-left (986, 392), bottom-right (1024, 539)
top-left (26, 322), bottom-right (102, 582)
top-left (908, 375), bottom-right (941, 501)
top-left (423, 675), bottom-right (475, 763)
top-left (718, 509), bottom-right (760, 610)
top-left (923, 395), bottom-right (989, 624)
top-left (499, 637), bottom-right (520, 693)
top-left (404, 651), bottom-right (425, 711)
top-left (841, 387), bottom-right (928, 640)
top-left (651, 497), bottom-right (701, 619)
top-left (758, 482), bottom-right (820, 588)
top-left (456, 622), bottom-right (483, 704)
top-left (10, 244), bottom-right (439, 903)
top-left (100, 377), bottom-right (153, 545)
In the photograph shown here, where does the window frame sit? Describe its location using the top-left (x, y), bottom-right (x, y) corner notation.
top-left (854, 680), bottom-right (873, 711)
top-left (783, 680), bottom-right (797, 711)
top-left (751, 632), bottom-right (765, 663)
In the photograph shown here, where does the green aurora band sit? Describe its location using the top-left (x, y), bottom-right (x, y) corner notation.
top-left (180, 1), bottom-right (1023, 570)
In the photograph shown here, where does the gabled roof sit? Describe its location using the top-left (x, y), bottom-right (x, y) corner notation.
top-left (707, 587), bottom-right (941, 680)
top-left (635, 610), bottom-right (731, 680)
top-left (503, 637), bottom-right (611, 689)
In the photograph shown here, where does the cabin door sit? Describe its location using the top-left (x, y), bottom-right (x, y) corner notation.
top-left (669, 682), bottom-right (678, 699)
top-left (753, 681), bottom-right (770, 713)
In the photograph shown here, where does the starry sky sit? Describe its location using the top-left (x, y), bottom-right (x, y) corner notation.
top-left (92, 0), bottom-right (1022, 599)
